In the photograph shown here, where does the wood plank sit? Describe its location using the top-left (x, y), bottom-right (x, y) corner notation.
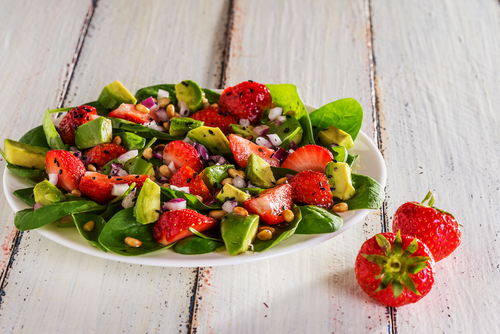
top-left (191, 1), bottom-right (390, 333)
top-left (371, 0), bottom-right (500, 331)
top-left (0, 0), bottom-right (229, 333)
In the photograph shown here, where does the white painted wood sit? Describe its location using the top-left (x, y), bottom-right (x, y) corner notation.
top-left (191, 1), bottom-right (390, 333)
top-left (371, 0), bottom-right (500, 332)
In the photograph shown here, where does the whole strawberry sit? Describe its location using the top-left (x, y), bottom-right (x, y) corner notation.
top-left (355, 231), bottom-right (436, 307)
top-left (219, 81), bottom-right (272, 124)
top-left (392, 190), bottom-right (461, 262)
top-left (289, 170), bottom-right (333, 208)
top-left (58, 105), bottom-right (99, 145)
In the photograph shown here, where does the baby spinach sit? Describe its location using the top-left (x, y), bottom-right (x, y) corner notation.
top-left (239, 188), bottom-right (265, 195)
top-left (343, 173), bottom-right (384, 211)
top-left (161, 187), bottom-right (222, 211)
top-left (253, 205), bottom-right (302, 252)
top-left (173, 236), bottom-right (224, 255)
top-left (309, 98), bottom-right (363, 141)
top-left (271, 166), bottom-right (298, 180)
top-left (202, 88), bottom-right (221, 104)
top-left (19, 126), bottom-right (50, 149)
top-left (135, 84), bottom-right (221, 105)
top-left (13, 187), bottom-right (35, 206)
top-left (328, 146), bottom-right (348, 163)
top-left (109, 117), bottom-right (181, 141)
top-left (83, 100), bottom-right (109, 116)
top-left (43, 108), bottom-right (66, 150)
top-left (6, 163), bottom-right (47, 183)
top-left (346, 154), bottom-right (359, 167)
top-left (99, 183), bottom-right (136, 221)
top-left (295, 205), bottom-right (343, 234)
top-left (72, 213), bottom-right (107, 252)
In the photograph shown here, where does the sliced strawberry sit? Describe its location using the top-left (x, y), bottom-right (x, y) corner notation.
top-left (244, 184), bottom-right (293, 225)
top-left (84, 143), bottom-right (127, 168)
top-left (45, 150), bottom-right (86, 192)
top-left (190, 107), bottom-right (237, 135)
top-left (152, 209), bottom-right (219, 246)
top-left (219, 81), bottom-right (272, 124)
top-left (170, 165), bottom-right (213, 202)
top-left (79, 172), bottom-right (149, 203)
top-left (289, 171), bottom-right (333, 208)
top-left (228, 134), bottom-right (279, 168)
top-left (108, 103), bottom-right (160, 124)
top-left (281, 144), bottom-right (333, 173)
top-left (162, 140), bottom-right (204, 173)
top-left (58, 105), bottom-right (99, 145)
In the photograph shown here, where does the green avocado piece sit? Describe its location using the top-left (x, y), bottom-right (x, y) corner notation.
top-left (267, 115), bottom-right (303, 150)
top-left (175, 80), bottom-right (204, 114)
top-left (169, 117), bottom-right (204, 137)
top-left (199, 164), bottom-right (235, 191)
top-left (325, 161), bottom-right (356, 201)
top-left (221, 213), bottom-right (259, 256)
top-left (119, 132), bottom-right (146, 150)
top-left (74, 117), bottom-right (113, 149)
top-left (123, 157), bottom-right (155, 176)
top-left (98, 80), bottom-right (137, 110)
top-left (34, 180), bottom-right (66, 206)
top-left (4, 139), bottom-right (49, 169)
top-left (133, 178), bottom-right (161, 224)
top-left (230, 124), bottom-right (255, 141)
top-left (216, 183), bottom-right (251, 206)
top-left (246, 153), bottom-right (276, 189)
top-left (187, 126), bottom-right (231, 154)
top-left (318, 125), bottom-right (354, 150)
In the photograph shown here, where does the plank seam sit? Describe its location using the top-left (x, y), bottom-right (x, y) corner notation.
top-left (219, 0), bottom-right (236, 89)
top-left (0, 231), bottom-right (23, 308)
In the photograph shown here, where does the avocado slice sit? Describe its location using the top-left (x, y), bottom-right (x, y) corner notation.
top-left (267, 115), bottom-right (303, 150)
top-left (246, 153), bottom-right (276, 189)
top-left (199, 164), bottom-right (235, 191)
top-left (325, 161), bottom-right (356, 201)
top-left (74, 117), bottom-right (113, 149)
top-left (221, 213), bottom-right (259, 256)
top-left (187, 126), bottom-right (231, 154)
top-left (34, 180), bottom-right (66, 206)
top-left (123, 157), bottom-right (155, 177)
top-left (119, 132), bottom-right (146, 150)
top-left (175, 80), bottom-right (204, 114)
top-left (98, 80), bottom-right (137, 110)
top-left (230, 124), bottom-right (255, 141)
top-left (4, 139), bottom-right (48, 169)
top-left (169, 117), bottom-right (204, 137)
top-left (216, 183), bottom-right (251, 206)
top-left (133, 178), bottom-right (161, 224)
top-left (318, 125), bottom-right (354, 150)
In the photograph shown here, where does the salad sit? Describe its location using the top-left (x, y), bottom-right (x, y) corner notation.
top-left (2, 79), bottom-right (384, 257)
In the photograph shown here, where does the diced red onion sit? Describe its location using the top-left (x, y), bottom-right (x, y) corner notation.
top-left (155, 109), bottom-right (168, 122)
top-left (222, 200), bottom-right (237, 213)
top-left (143, 121), bottom-right (165, 132)
top-left (209, 155), bottom-right (227, 165)
top-left (268, 107), bottom-right (284, 121)
top-left (290, 141), bottom-right (299, 151)
top-left (286, 174), bottom-right (295, 180)
top-left (170, 185), bottom-right (189, 193)
top-left (272, 147), bottom-right (290, 161)
top-left (276, 115), bottom-right (286, 123)
top-left (239, 118), bottom-right (250, 126)
top-left (168, 161), bottom-right (177, 174)
top-left (246, 182), bottom-right (257, 189)
top-left (178, 100), bottom-right (190, 117)
top-left (117, 169), bottom-right (128, 176)
top-left (33, 202), bottom-right (43, 211)
top-left (192, 142), bottom-right (210, 161)
top-left (153, 152), bottom-right (162, 160)
top-left (330, 143), bottom-right (339, 147)
top-left (288, 149), bottom-right (295, 154)
top-left (233, 175), bottom-right (246, 188)
top-left (183, 137), bottom-right (194, 145)
top-left (111, 183), bottom-right (130, 197)
top-left (48, 173), bottom-right (58, 186)
top-left (163, 198), bottom-right (187, 211)
top-left (253, 125), bottom-right (269, 137)
top-left (256, 137), bottom-right (273, 148)
top-left (118, 150), bottom-right (138, 162)
top-left (141, 97), bottom-right (156, 109)
top-left (122, 189), bottom-right (136, 209)
top-left (149, 103), bottom-right (159, 113)
top-left (158, 89), bottom-right (170, 100)
top-left (267, 134), bottom-right (282, 147)
top-left (69, 146), bottom-right (78, 152)
top-left (110, 163), bottom-right (124, 176)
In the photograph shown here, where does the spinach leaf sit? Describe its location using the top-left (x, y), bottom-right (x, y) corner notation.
top-left (173, 236), bottom-right (224, 255)
top-left (72, 213), bottom-right (107, 252)
top-left (253, 205), bottom-right (302, 252)
top-left (346, 154), bottom-right (359, 167)
top-left (6, 164), bottom-right (47, 183)
top-left (309, 98), bottom-right (363, 141)
top-left (343, 173), bottom-right (384, 211)
top-left (99, 183), bottom-right (136, 221)
top-left (19, 126), bottom-right (50, 149)
top-left (295, 205), bottom-right (343, 234)
top-left (239, 188), bottom-right (265, 195)
top-left (43, 108), bottom-right (66, 150)
top-left (161, 187), bottom-right (222, 211)
top-left (328, 146), bottom-right (347, 163)
top-left (98, 207), bottom-right (168, 256)
top-left (135, 84), bottom-right (177, 104)
top-left (84, 101), bottom-right (109, 116)
top-left (14, 200), bottom-right (106, 231)
top-left (265, 84), bottom-right (315, 146)
top-left (202, 88), bottom-right (221, 104)
top-left (109, 117), bottom-right (181, 141)
top-left (13, 187), bottom-right (35, 206)
top-left (271, 166), bottom-right (298, 180)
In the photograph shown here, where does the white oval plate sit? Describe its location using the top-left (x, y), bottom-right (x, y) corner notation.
top-left (4, 103), bottom-right (386, 267)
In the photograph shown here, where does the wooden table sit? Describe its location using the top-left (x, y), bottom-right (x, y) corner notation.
top-left (1, 0), bottom-right (498, 332)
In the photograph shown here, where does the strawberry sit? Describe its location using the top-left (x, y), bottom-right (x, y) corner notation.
top-left (289, 171), bottom-right (333, 208)
top-left (78, 172), bottom-right (149, 203)
top-left (219, 81), bottom-right (272, 124)
top-left (281, 144), bottom-right (333, 173)
top-left (85, 143), bottom-right (127, 168)
top-left (45, 150), bottom-right (86, 192)
top-left (58, 105), bottom-right (99, 145)
top-left (392, 190), bottom-right (461, 262)
top-left (228, 134), bottom-right (280, 168)
top-left (162, 140), bottom-right (204, 173)
top-left (152, 208), bottom-right (219, 246)
top-left (355, 231), bottom-right (436, 307)
top-left (108, 103), bottom-right (160, 124)
top-left (190, 107), bottom-right (237, 135)
top-left (244, 184), bottom-right (293, 225)
top-left (169, 165), bottom-right (213, 202)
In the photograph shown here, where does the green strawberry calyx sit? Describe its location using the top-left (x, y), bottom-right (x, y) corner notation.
top-left (362, 231), bottom-right (430, 298)
top-left (418, 190), bottom-right (455, 218)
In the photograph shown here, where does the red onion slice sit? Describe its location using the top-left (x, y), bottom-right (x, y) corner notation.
top-left (256, 137), bottom-right (273, 148)
top-left (267, 134), bottom-right (282, 147)
top-left (121, 189), bottom-right (136, 209)
top-left (233, 175), bottom-right (247, 188)
top-left (168, 161), bottom-right (177, 174)
top-left (118, 150), bottom-right (138, 162)
top-left (48, 173), bottom-right (58, 186)
top-left (178, 100), bottom-right (190, 117)
top-left (253, 125), bottom-right (269, 137)
top-left (143, 122), bottom-right (165, 132)
top-left (239, 118), bottom-right (250, 126)
top-left (268, 107), bottom-right (284, 121)
top-left (272, 147), bottom-right (290, 161)
top-left (158, 89), bottom-right (170, 100)
top-left (163, 198), bottom-right (187, 211)
top-left (170, 185), bottom-right (189, 193)
top-left (222, 200), bottom-right (237, 213)
top-left (141, 97), bottom-right (156, 109)
top-left (33, 202), bottom-right (43, 211)
top-left (111, 183), bottom-right (130, 197)
top-left (155, 108), bottom-right (168, 121)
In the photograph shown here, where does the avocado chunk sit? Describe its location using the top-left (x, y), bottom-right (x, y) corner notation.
top-left (230, 124), bottom-right (255, 141)
top-left (4, 139), bottom-right (48, 169)
top-left (267, 115), bottom-right (303, 150)
top-left (199, 164), bottom-right (235, 191)
top-left (187, 126), bottom-right (231, 154)
top-left (123, 157), bottom-right (155, 176)
top-left (98, 80), bottom-right (137, 110)
top-left (175, 80), bottom-right (204, 114)
top-left (318, 125), bottom-right (354, 150)
top-left (34, 180), bottom-right (66, 206)
top-left (246, 153), bottom-right (276, 189)
top-left (133, 178), bottom-right (161, 224)
top-left (221, 213), bottom-right (259, 256)
top-left (74, 117), bottom-right (113, 149)
top-left (216, 183), bottom-right (251, 206)
top-left (119, 132), bottom-right (146, 150)
top-left (325, 161), bottom-right (356, 201)
top-left (169, 117), bottom-right (204, 137)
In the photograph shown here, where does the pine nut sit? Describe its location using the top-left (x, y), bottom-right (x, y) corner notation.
top-left (282, 209), bottom-right (295, 222)
top-left (166, 104), bottom-right (176, 118)
top-left (150, 176), bottom-right (156, 181)
top-left (257, 229), bottom-right (273, 240)
top-left (83, 220), bottom-right (95, 232)
top-left (233, 133), bottom-right (243, 137)
top-left (112, 136), bottom-right (122, 145)
top-left (136, 104), bottom-right (150, 114)
top-left (163, 122), bottom-right (170, 131)
top-left (158, 97), bottom-right (170, 108)
top-left (228, 168), bottom-right (245, 179)
top-left (124, 237), bottom-right (142, 247)
top-left (221, 177), bottom-right (234, 185)
top-left (159, 164), bottom-right (173, 178)
top-left (142, 147), bottom-right (153, 160)
top-left (154, 144), bottom-right (165, 152)
top-left (87, 164), bottom-right (97, 172)
top-left (270, 102), bottom-right (279, 109)
top-left (210, 103), bottom-right (219, 108)
top-left (195, 195), bottom-right (204, 202)
top-left (71, 189), bottom-right (82, 197)
top-left (286, 110), bottom-right (296, 116)
top-left (162, 183), bottom-right (171, 189)
top-left (209, 210), bottom-right (227, 220)
top-left (333, 203), bottom-right (348, 213)
top-left (233, 207), bottom-right (248, 216)
top-left (171, 112), bottom-right (181, 119)
top-left (276, 177), bottom-right (288, 185)
top-left (245, 135), bottom-right (253, 141)
top-left (258, 226), bottom-right (275, 233)
top-left (203, 102), bottom-right (210, 109)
